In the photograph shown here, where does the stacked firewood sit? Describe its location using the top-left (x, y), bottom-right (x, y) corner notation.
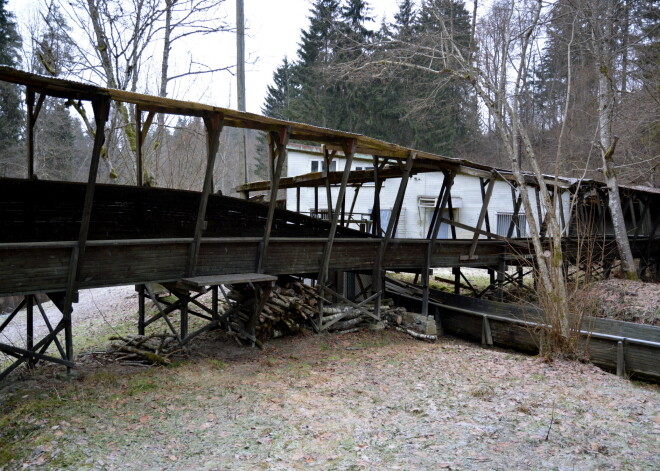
top-left (224, 278), bottom-right (318, 345)
top-left (224, 279), bottom-right (437, 343)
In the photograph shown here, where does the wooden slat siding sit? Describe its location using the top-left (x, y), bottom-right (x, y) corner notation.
top-left (1, 235), bottom-right (656, 298)
top-left (0, 178), bottom-right (370, 242)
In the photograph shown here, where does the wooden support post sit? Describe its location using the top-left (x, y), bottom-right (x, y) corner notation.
top-left (429, 173), bottom-right (456, 243)
top-left (347, 184), bottom-right (362, 224)
top-left (425, 175), bottom-right (448, 239)
top-left (317, 140), bottom-right (356, 329)
top-left (467, 174), bottom-right (495, 259)
top-left (616, 340), bottom-right (625, 378)
top-left (136, 106), bottom-right (143, 186)
top-left (61, 96), bottom-right (111, 371)
top-left (323, 145), bottom-right (334, 219)
top-left (26, 295), bottom-right (34, 368)
top-left (372, 155), bottom-right (381, 236)
top-left (138, 284), bottom-right (146, 335)
top-left (497, 257), bottom-right (506, 302)
top-left (27, 89), bottom-right (35, 179)
top-left (212, 286), bottom-right (219, 322)
top-left (507, 186), bottom-right (523, 238)
top-left (314, 186), bottom-right (319, 215)
top-left (447, 188), bottom-right (457, 239)
top-left (536, 186), bottom-right (545, 237)
top-left (26, 89), bottom-right (45, 180)
top-left (341, 192), bottom-right (346, 227)
top-left (372, 153), bottom-right (415, 319)
top-left (482, 316), bottom-right (493, 347)
top-left (434, 305), bottom-right (443, 335)
top-left (421, 241), bottom-right (431, 317)
top-left (257, 127), bottom-right (289, 273)
top-left (135, 108), bottom-right (155, 186)
top-left (417, 172), bottom-right (455, 286)
top-left (246, 283), bottom-right (274, 346)
top-left (187, 112), bottom-right (224, 276)
top-left (180, 296), bottom-right (189, 343)
top-left (453, 267), bottom-right (461, 295)
top-left (296, 187), bottom-right (301, 213)
top-left (481, 177), bottom-right (493, 236)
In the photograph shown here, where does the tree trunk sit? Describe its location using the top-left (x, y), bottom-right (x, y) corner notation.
top-left (594, 0), bottom-right (637, 280)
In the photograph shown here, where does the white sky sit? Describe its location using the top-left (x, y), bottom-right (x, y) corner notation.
top-left (9, 0), bottom-right (401, 115)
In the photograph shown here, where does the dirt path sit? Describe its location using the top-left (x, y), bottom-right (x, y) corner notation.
top-left (1, 327), bottom-right (658, 470)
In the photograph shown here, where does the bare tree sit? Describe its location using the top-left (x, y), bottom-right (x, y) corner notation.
top-left (51, 0), bottom-right (233, 184)
top-left (579, 0), bottom-right (638, 279)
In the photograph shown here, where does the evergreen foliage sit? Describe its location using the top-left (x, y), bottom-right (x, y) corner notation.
top-left (0, 0), bottom-right (23, 175)
top-left (262, 0), bottom-right (478, 157)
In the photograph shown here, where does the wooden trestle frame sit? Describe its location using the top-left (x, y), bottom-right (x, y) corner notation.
top-left (0, 66), bottom-right (658, 380)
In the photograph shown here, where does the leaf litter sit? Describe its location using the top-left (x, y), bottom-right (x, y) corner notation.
top-left (0, 327), bottom-right (658, 470)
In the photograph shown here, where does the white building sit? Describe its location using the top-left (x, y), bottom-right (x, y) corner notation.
top-left (285, 144), bottom-right (571, 239)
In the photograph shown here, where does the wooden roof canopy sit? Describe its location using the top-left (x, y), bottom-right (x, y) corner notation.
top-left (0, 66), bottom-right (573, 190)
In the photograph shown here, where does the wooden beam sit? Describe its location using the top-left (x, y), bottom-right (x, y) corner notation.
top-left (507, 186), bottom-right (523, 238)
top-left (373, 152), bottom-right (415, 319)
top-left (317, 139), bottom-right (356, 328)
top-left (323, 145), bottom-right (334, 220)
top-left (467, 174), bottom-right (495, 259)
top-left (186, 112), bottom-right (224, 276)
top-left (62, 96), bottom-right (111, 368)
top-left (257, 127), bottom-right (289, 273)
top-left (426, 173), bottom-right (449, 239)
top-left (135, 108), bottom-right (155, 186)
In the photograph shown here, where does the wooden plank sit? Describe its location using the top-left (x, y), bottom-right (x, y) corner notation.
top-left (467, 175), bottom-right (495, 258)
top-left (186, 112), bottom-right (224, 276)
top-left (180, 273), bottom-right (277, 288)
top-left (258, 128), bottom-right (289, 273)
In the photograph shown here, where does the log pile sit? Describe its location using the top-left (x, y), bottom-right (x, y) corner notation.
top-left (223, 278), bottom-right (436, 343)
top-left (223, 278), bottom-right (318, 345)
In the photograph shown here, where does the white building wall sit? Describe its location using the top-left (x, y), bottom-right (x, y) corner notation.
top-left (286, 146), bottom-right (571, 239)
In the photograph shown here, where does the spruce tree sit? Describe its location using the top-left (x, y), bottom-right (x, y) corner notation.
top-left (262, 57), bottom-right (296, 120)
top-left (0, 0), bottom-right (23, 177)
top-left (31, 1), bottom-right (89, 181)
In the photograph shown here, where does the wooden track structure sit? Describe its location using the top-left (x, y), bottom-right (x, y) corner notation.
top-left (386, 278), bottom-right (660, 382)
top-left (0, 66), bottom-right (658, 380)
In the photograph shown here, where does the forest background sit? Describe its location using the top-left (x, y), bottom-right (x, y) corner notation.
top-left (0, 0), bottom-right (657, 193)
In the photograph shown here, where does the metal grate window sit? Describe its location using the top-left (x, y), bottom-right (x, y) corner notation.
top-left (496, 212), bottom-right (527, 237)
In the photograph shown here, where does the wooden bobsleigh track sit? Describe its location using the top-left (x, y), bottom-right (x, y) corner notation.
top-left (0, 66), bottom-right (658, 380)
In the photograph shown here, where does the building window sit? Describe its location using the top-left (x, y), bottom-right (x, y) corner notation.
top-left (311, 161), bottom-right (337, 173)
top-left (497, 212), bottom-right (527, 237)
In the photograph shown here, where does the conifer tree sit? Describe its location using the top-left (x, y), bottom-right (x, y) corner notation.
top-left (262, 57), bottom-right (296, 120)
top-left (0, 0), bottom-right (23, 177)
